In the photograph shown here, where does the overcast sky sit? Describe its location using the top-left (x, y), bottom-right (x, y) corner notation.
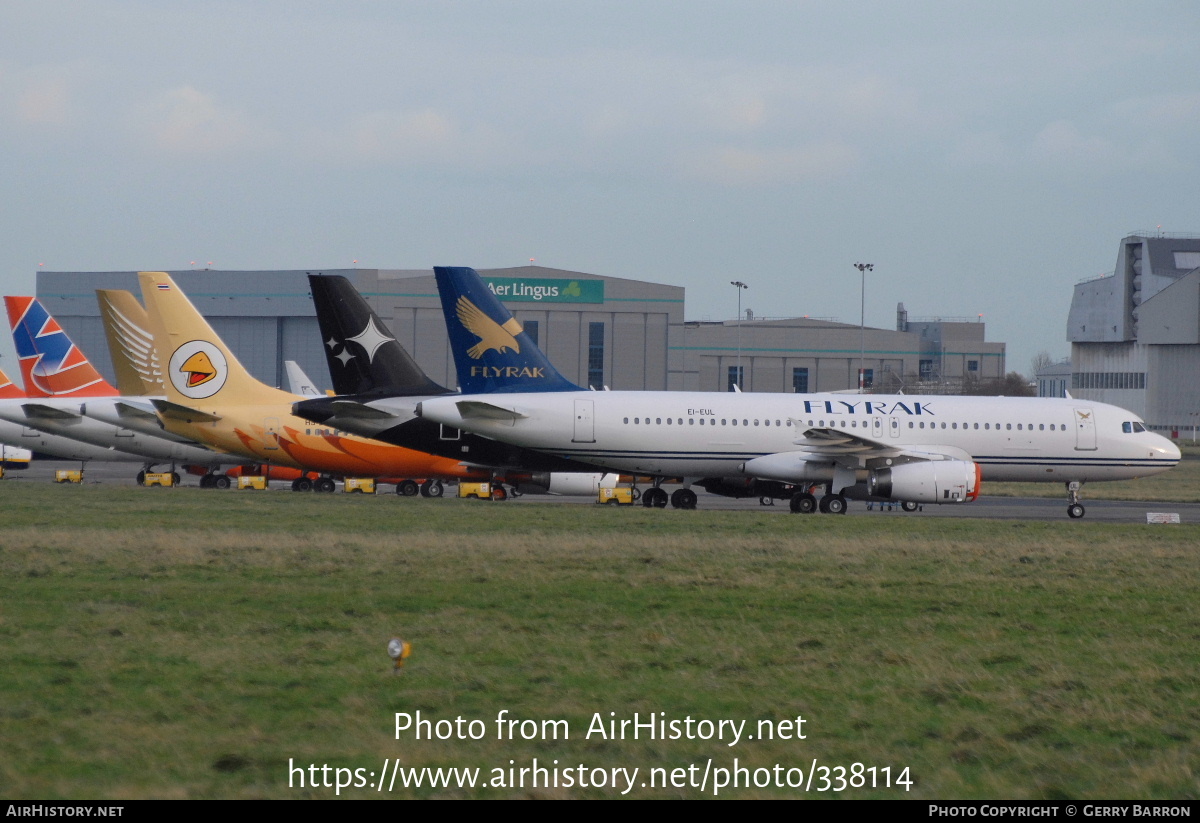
top-left (2, 1), bottom-right (1197, 378)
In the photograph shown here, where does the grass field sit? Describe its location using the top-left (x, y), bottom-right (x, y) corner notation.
top-left (1, 483), bottom-right (1198, 799)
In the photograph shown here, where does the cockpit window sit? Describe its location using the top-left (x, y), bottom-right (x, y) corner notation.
top-left (1123, 421), bottom-right (1148, 434)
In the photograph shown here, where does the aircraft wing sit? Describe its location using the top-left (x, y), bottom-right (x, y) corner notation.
top-left (20, 403), bottom-right (83, 422)
top-left (794, 427), bottom-right (972, 464)
top-left (152, 398), bottom-right (222, 424)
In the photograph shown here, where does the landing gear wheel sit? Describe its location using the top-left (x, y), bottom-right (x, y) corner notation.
top-left (213, 475), bottom-right (231, 490)
top-left (822, 495), bottom-right (848, 515)
top-left (294, 477), bottom-right (313, 492)
top-left (491, 485), bottom-right (508, 502)
top-left (315, 477), bottom-right (336, 493)
top-left (901, 501), bottom-right (920, 512)
top-left (670, 488), bottom-right (697, 510)
top-left (420, 479), bottom-right (444, 498)
top-left (397, 479), bottom-right (419, 497)
top-left (171, 473), bottom-right (180, 486)
top-left (136, 471), bottom-right (146, 486)
top-left (642, 487), bottom-right (668, 508)
top-left (790, 492), bottom-right (817, 514)
top-left (1067, 503), bottom-right (1085, 519)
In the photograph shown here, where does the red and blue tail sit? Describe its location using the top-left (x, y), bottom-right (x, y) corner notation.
top-left (5, 296), bottom-right (117, 397)
top-left (0, 366), bottom-right (25, 399)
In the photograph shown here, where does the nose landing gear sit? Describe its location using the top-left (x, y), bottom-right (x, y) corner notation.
top-left (1066, 481), bottom-right (1086, 519)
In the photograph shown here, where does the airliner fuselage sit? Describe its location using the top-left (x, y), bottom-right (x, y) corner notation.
top-left (418, 391), bottom-right (1179, 485)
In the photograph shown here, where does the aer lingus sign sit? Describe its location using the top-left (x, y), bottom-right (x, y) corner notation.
top-left (482, 277), bottom-right (604, 303)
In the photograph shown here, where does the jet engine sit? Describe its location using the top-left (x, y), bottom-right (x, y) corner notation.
top-left (514, 472), bottom-right (605, 496)
top-left (867, 460), bottom-right (981, 504)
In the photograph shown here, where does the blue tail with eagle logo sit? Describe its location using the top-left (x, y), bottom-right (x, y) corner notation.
top-left (433, 266), bottom-right (583, 394)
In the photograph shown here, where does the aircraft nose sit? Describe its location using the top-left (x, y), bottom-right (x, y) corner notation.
top-left (1153, 434), bottom-right (1182, 464)
top-left (1164, 438), bottom-right (1182, 463)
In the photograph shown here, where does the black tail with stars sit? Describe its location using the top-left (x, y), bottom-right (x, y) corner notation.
top-left (308, 274), bottom-right (449, 397)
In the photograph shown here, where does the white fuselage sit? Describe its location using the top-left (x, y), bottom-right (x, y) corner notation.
top-left (0, 397), bottom-right (228, 465)
top-left (0, 417), bottom-right (147, 463)
top-left (417, 391), bottom-right (1180, 484)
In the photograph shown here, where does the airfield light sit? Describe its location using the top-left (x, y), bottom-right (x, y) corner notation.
top-left (387, 637), bottom-right (412, 673)
top-left (853, 263), bottom-right (874, 392)
top-left (730, 281), bottom-right (748, 391)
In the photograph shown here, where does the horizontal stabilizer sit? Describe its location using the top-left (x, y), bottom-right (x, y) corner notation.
top-left (113, 400), bottom-right (160, 421)
top-left (20, 403), bottom-right (82, 422)
top-left (327, 400), bottom-right (399, 420)
top-left (152, 398), bottom-right (223, 424)
top-left (456, 400), bottom-right (528, 421)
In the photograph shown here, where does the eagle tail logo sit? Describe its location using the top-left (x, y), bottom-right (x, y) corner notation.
top-left (456, 296), bottom-right (522, 359)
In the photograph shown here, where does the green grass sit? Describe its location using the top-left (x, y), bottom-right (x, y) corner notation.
top-left (1, 484), bottom-right (1198, 798)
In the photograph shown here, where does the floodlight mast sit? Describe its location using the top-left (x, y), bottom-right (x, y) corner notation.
top-left (731, 280), bottom-right (748, 390)
top-left (853, 263), bottom-right (873, 392)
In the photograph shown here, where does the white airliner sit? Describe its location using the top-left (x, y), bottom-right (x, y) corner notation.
top-left (413, 267), bottom-right (1181, 518)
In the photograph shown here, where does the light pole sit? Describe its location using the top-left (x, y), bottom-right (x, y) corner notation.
top-left (731, 280), bottom-right (748, 390)
top-left (853, 263), bottom-right (873, 392)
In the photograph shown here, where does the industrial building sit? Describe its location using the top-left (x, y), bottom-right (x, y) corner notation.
top-left (36, 266), bottom-right (1005, 396)
top-left (675, 304), bottom-right (1004, 394)
top-left (1065, 232), bottom-right (1200, 433)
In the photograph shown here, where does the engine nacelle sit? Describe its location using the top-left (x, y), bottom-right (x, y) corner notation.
top-left (516, 472), bottom-right (605, 496)
top-left (739, 453), bottom-right (832, 484)
top-left (867, 460), bottom-right (981, 504)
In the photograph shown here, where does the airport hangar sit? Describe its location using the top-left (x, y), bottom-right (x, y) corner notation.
top-left (1063, 232), bottom-right (1200, 436)
top-left (35, 266), bottom-right (1006, 396)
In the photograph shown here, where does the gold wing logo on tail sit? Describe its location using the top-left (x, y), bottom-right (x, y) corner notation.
top-left (456, 296), bottom-right (523, 359)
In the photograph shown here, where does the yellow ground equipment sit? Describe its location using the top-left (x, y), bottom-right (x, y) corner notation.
top-left (143, 472), bottom-right (176, 487)
top-left (597, 474), bottom-right (637, 505)
top-left (237, 475), bottom-right (268, 490)
top-left (343, 477), bottom-right (376, 494)
top-left (458, 481), bottom-right (510, 500)
top-left (54, 469), bottom-right (84, 484)
top-left (458, 481), bottom-right (492, 499)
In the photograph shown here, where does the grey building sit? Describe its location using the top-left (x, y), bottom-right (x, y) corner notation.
top-left (1036, 359), bottom-right (1072, 398)
top-left (671, 304), bottom-right (1005, 393)
top-left (1066, 232), bottom-right (1200, 432)
top-left (36, 265), bottom-right (1005, 398)
top-left (35, 266), bottom-right (684, 394)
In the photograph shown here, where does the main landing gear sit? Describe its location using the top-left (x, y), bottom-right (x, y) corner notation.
top-left (639, 481), bottom-right (698, 509)
top-left (789, 485), bottom-right (847, 515)
top-left (1066, 481), bottom-right (1086, 519)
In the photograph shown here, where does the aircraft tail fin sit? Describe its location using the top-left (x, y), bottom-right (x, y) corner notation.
top-left (4, 296), bottom-right (118, 397)
top-left (0, 366), bottom-right (26, 399)
top-left (138, 272), bottom-right (296, 407)
top-left (96, 289), bottom-right (164, 397)
top-left (307, 274), bottom-right (451, 397)
top-left (432, 266), bottom-right (583, 393)
top-left (284, 360), bottom-right (323, 396)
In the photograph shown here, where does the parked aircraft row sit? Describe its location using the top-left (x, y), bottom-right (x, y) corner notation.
top-left (0, 275), bottom-right (603, 497)
top-left (0, 268), bottom-right (1181, 517)
top-left (314, 267), bottom-right (1181, 519)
